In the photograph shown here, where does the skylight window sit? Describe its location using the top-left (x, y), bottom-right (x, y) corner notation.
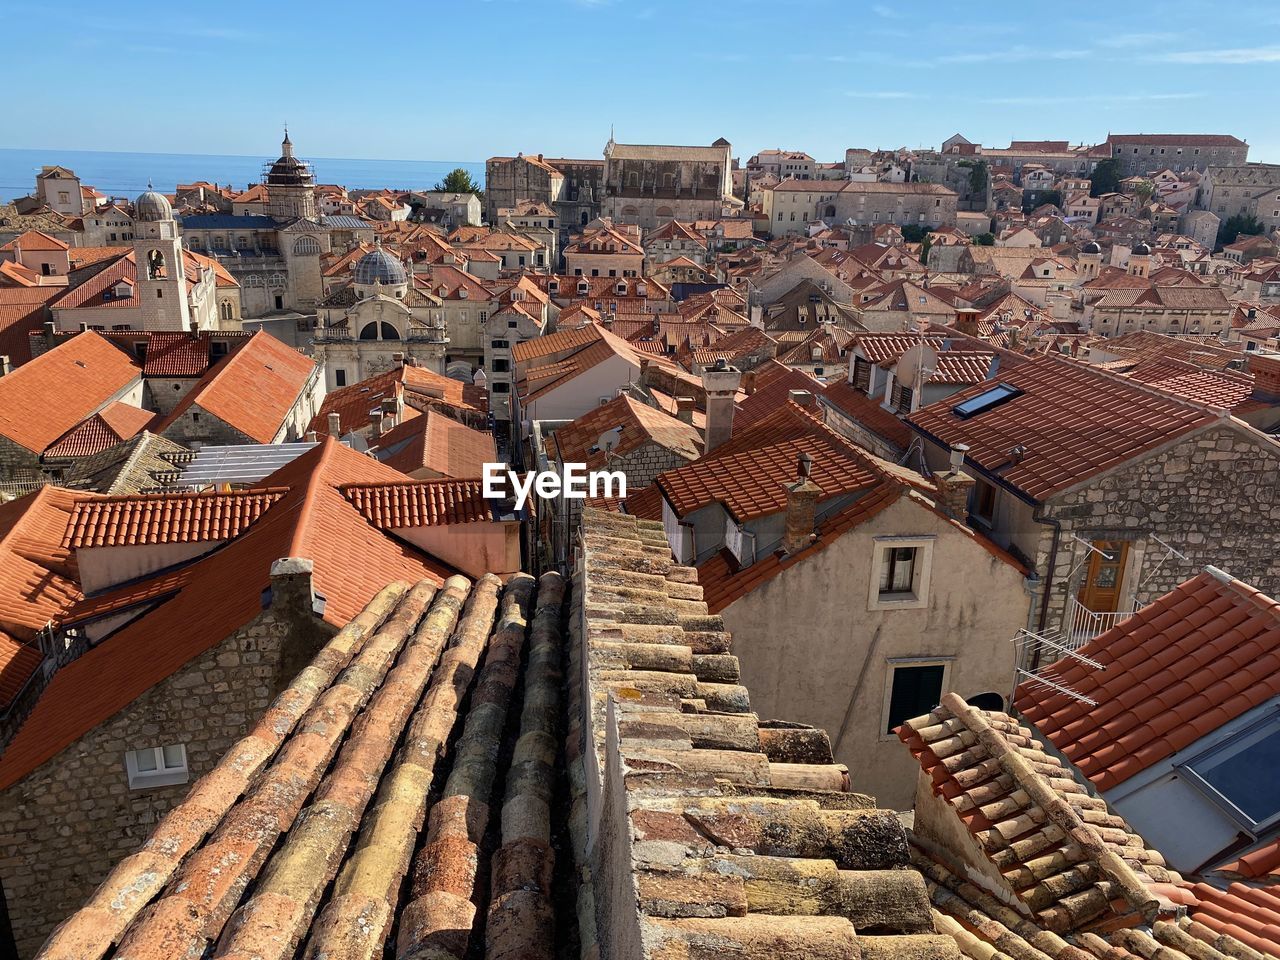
top-left (952, 383), bottom-right (1023, 419)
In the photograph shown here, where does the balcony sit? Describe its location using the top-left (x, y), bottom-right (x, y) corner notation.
top-left (1065, 596), bottom-right (1138, 644)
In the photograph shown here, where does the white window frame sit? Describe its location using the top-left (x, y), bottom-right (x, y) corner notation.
top-left (880, 656), bottom-right (954, 741)
top-left (868, 535), bottom-right (935, 611)
top-left (124, 743), bottom-right (189, 790)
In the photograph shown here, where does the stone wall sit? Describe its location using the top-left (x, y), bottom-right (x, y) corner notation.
top-left (0, 436), bottom-right (42, 486)
top-left (0, 563), bottom-right (333, 957)
top-left (1036, 422), bottom-right (1280, 634)
top-left (159, 405), bottom-right (255, 447)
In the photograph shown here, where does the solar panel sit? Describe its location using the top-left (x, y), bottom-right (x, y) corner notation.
top-left (176, 443), bottom-right (317, 487)
top-left (952, 383), bottom-right (1023, 419)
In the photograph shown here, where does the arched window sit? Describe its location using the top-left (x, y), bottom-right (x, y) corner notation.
top-left (656, 205), bottom-right (673, 219)
top-left (824, 204), bottom-right (836, 218)
top-left (269, 273), bottom-right (286, 288)
top-left (293, 236), bottom-right (322, 256)
top-left (245, 275), bottom-right (263, 287)
top-left (147, 249), bottom-right (167, 279)
top-left (219, 300), bottom-right (233, 321)
top-left (580, 212), bottom-right (589, 226)
top-left (359, 321), bottom-right (400, 340)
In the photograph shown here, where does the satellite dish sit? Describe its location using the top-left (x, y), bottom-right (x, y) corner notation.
top-left (597, 426), bottom-right (623, 454)
top-left (897, 343), bottom-right (939, 390)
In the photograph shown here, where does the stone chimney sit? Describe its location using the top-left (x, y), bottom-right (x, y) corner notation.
top-left (327, 412), bottom-right (342, 436)
top-left (304, 430), bottom-right (318, 443)
top-left (381, 396), bottom-right (399, 428)
top-left (675, 396), bottom-right (696, 425)
top-left (370, 410), bottom-right (383, 440)
top-left (782, 452), bottom-right (823, 556)
top-left (1247, 353), bottom-right (1280, 399)
top-left (741, 370), bottom-right (757, 396)
top-left (934, 444), bottom-right (976, 520)
top-left (701, 359), bottom-right (742, 453)
top-left (954, 309), bottom-right (979, 338)
top-left (788, 389), bottom-right (815, 408)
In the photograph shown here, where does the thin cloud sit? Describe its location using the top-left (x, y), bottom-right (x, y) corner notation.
top-left (939, 46), bottom-right (1091, 64)
top-left (1153, 46), bottom-right (1280, 63)
top-left (870, 3), bottom-right (900, 18)
top-left (845, 90), bottom-right (922, 99)
top-left (978, 92), bottom-right (1204, 105)
top-left (1095, 31), bottom-right (1182, 48)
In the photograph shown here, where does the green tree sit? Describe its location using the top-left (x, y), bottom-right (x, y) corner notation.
top-left (919, 232), bottom-right (933, 265)
top-left (973, 232), bottom-right (995, 246)
top-left (433, 167), bottom-right (484, 200)
top-left (1218, 213), bottom-right (1266, 247)
top-left (901, 224), bottom-right (928, 244)
top-left (1024, 189), bottom-right (1062, 213)
top-left (1089, 159), bottom-right (1120, 197)
top-left (1134, 179), bottom-right (1155, 207)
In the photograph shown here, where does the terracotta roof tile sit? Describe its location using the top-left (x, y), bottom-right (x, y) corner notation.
top-left (907, 355), bottom-right (1221, 502)
top-left (42, 402), bottom-right (156, 459)
top-left (1015, 570), bottom-right (1280, 791)
top-left (371, 409), bottom-right (496, 478)
top-left (550, 394), bottom-right (702, 472)
top-left (820, 380), bottom-right (914, 450)
top-left (154, 331), bottom-right (317, 444)
top-left (0, 330), bottom-right (141, 453)
top-left (0, 486), bottom-right (88, 644)
top-left (65, 488), bottom-right (287, 547)
top-left (341, 477), bottom-right (493, 526)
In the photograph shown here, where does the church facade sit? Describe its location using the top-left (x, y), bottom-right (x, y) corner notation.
top-left (601, 137), bottom-right (743, 229)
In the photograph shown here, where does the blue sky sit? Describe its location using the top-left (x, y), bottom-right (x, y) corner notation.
top-left (8, 0), bottom-right (1280, 162)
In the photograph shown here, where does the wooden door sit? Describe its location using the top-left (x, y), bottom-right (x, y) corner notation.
top-left (1077, 540), bottom-right (1129, 613)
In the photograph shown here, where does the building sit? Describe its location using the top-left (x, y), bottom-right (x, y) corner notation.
top-left (631, 399), bottom-right (1031, 807)
top-left (1198, 163), bottom-right (1280, 234)
top-left (907, 355), bottom-right (1280, 641)
top-left (31, 166), bottom-right (93, 217)
top-left (563, 223), bottom-right (645, 278)
top-left (483, 152), bottom-right (603, 237)
top-left (0, 438), bottom-right (528, 955)
top-left (763, 180), bottom-right (958, 236)
top-left (601, 136), bottom-right (742, 229)
top-left (1106, 134), bottom-right (1248, 176)
top-left (747, 149), bottom-right (816, 179)
top-left (1015, 568), bottom-right (1280, 874)
top-left (180, 133), bottom-right (374, 316)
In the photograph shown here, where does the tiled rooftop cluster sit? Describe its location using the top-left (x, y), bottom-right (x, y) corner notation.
top-left (899, 693), bottom-right (1271, 960)
top-left (37, 567), bottom-right (569, 960)
top-left (570, 507), bottom-right (960, 959)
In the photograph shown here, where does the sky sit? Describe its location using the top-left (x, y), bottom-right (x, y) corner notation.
top-left (7, 0), bottom-right (1280, 163)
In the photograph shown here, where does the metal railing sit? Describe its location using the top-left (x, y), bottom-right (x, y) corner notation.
top-left (1065, 596), bottom-right (1139, 645)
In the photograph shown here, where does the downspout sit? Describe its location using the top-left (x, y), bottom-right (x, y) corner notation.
top-left (1031, 503), bottom-right (1062, 672)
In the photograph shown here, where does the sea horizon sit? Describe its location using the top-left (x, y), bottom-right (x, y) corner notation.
top-left (0, 147), bottom-right (486, 204)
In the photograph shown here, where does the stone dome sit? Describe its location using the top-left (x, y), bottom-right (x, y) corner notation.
top-left (1081, 240), bottom-right (1102, 255)
top-left (354, 243), bottom-right (407, 287)
top-left (135, 185), bottom-right (173, 222)
top-left (1132, 240), bottom-right (1152, 256)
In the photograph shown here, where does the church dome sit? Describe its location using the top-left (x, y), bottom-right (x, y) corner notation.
top-left (267, 131), bottom-right (314, 187)
top-left (1081, 240), bottom-right (1102, 254)
top-left (1132, 240), bottom-right (1152, 256)
top-left (135, 185), bottom-right (173, 222)
top-left (354, 243), bottom-right (407, 287)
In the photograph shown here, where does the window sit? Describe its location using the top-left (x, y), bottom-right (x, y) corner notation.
top-left (952, 383), bottom-right (1023, 419)
top-left (1181, 710), bottom-right (1280, 829)
top-left (883, 660), bottom-right (950, 736)
top-left (493, 358), bottom-right (510, 373)
top-left (972, 479), bottom-right (997, 524)
top-left (492, 382), bottom-right (510, 394)
top-left (125, 743), bottom-right (189, 789)
top-left (156, 289), bottom-right (164, 299)
top-left (869, 536), bottom-right (934, 610)
top-left (491, 339), bottom-right (509, 349)
top-left (335, 368), bottom-right (347, 387)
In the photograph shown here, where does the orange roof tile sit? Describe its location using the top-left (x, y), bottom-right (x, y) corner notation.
top-left (0, 439), bottom-right (456, 790)
top-left (0, 330), bottom-right (140, 453)
top-left (0, 631), bottom-right (43, 710)
top-left (0, 230), bottom-right (69, 252)
top-left (550, 394), bottom-right (702, 472)
top-left (42, 401), bottom-right (156, 459)
top-left (155, 331), bottom-right (317, 443)
top-left (66, 488), bottom-right (287, 547)
top-left (341, 478), bottom-right (493, 526)
top-left (0, 286), bottom-right (60, 366)
top-left (907, 355), bottom-right (1221, 503)
top-left (1015, 570), bottom-right (1280, 791)
top-left (0, 486), bottom-right (89, 644)
top-left (820, 380), bottom-right (913, 450)
top-left (372, 410), bottom-right (496, 478)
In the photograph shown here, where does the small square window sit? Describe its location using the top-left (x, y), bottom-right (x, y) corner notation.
top-left (880, 547), bottom-right (917, 596)
top-left (125, 743), bottom-right (189, 790)
top-left (869, 537), bottom-right (934, 610)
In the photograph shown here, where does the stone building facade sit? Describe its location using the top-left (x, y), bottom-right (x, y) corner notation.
top-left (1199, 163), bottom-right (1280, 235)
top-left (1107, 134), bottom-right (1248, 176)
top-left (483, 154), bottom-right (603, 239)
top-left (601, 138), bottom-right (742, 229)
top-left (0, 562), bottom-right (333, 957)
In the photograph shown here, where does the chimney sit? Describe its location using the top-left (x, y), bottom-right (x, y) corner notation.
top-left (370, 410), bottom-right (383, 439)
top-left (788, 389), bottom-right (815, 408)
top-left (1248, 353), bottom-right (1280, 400)
top-left (675, 396), bottom-right (696, 425)
top-left (304, 429), bottom-right (318, 443)
top-left (782, 453), bottom-right (823, 556)
top-left (741, 370), bottom-right (757, 396)
top-left (954, 308), bottom-right (979, 338)
top-left (266, 558), bottom-right (320, 618)
top-left (934, 444), bottom-right (976, 520)
top-left (701, 359), bottom-right (742, 453)
top-left (381, 396), bottom-right (398, 427)
top-left (327, 412), bottom-right (342, 436)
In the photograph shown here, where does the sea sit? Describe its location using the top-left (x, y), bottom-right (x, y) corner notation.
top-left (0, 148), bottom-right (486, 204)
